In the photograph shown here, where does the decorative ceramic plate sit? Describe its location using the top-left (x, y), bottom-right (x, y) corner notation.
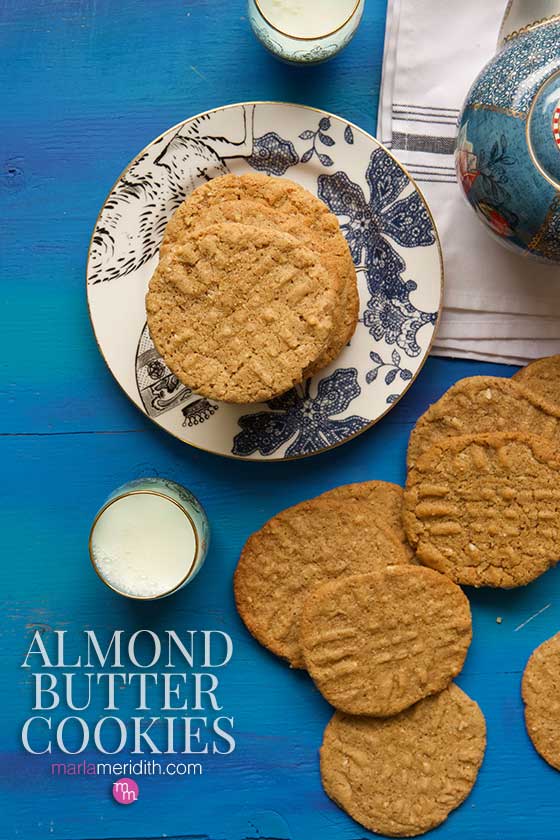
top-left (87, 102), bottom-right (443, 460)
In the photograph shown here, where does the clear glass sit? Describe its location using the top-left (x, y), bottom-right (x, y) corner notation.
top-left (89, 477), bottom-right (209, 601)
top-left (248, 0), bottom-right (365, 64)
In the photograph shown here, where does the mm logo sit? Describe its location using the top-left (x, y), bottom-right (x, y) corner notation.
top-left (112, 777), bottom-right (139, 805)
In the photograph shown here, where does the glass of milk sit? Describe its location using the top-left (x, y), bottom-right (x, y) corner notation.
top-left (89, 478), bottom-right (209, 600)
top-left (248, 0), bottom-right (365, 64)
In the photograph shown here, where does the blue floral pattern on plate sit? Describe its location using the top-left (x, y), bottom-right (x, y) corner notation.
top-left (87, 102), bottom-right (442, 460)
top-left (233, 369), bottom-right (368, 458)
top-left (246, 132), bottom-right (299, 176)
top-left (366, 349), bottom-right (413, 387)
top-left (298, 117), bottom-right (335, 167)
top-left (318, 149), bottom-right (438, 356)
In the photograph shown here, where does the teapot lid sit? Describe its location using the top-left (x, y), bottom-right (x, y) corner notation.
top-left (499, 0), bottom-right (560, 45)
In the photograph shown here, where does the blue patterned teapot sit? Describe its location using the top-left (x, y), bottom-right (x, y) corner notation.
top-left (456, 1), bottom-right (560, 262)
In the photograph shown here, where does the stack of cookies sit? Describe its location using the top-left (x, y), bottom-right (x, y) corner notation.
top-left (145, 173), bottom-right (358, 404)
top-left (401, 354), bottom-right (560, 787)
top-left (234, 482), bottom-right (486, 837)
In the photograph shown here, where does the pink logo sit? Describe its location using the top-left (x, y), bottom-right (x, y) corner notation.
top-left (112, 777), bottom-right (139, 805)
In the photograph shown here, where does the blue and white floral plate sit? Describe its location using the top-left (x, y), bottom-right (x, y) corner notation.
top-left (87, 102), bottom-right (443, 460)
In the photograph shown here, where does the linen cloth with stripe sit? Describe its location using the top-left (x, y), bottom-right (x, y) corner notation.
top-left (379, 0), bottom-right (560, 365)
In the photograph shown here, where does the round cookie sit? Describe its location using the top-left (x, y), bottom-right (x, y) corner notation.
top-left (234, 497), bottom-right (412, 669)
top-left (167, 197), bottom-right (358, 379)
top-left (316, 480), bottom-right (412, 557)
top-left (301, 566), bottom-right (472, 716)
top-left (522, 632), bottom-right (560, 770)
top-left (404, 431), bottom-right (560, 588)
top-left (407, 376), bottom-right (560, 468)
top-left (146, 222), bottom-right (336, 403)
top-left (161, 173), bottom-right (359, 374)
top-left (513, 355), bottom-right (560, 411)
top-left (320, 684), bottom-right (486, 837)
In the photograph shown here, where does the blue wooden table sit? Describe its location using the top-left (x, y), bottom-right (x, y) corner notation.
top-left (1, 2), bottom-right (557, 839)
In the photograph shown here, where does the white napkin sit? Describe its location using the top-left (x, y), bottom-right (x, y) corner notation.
top-left (378, 0), bottom-right (560, 364)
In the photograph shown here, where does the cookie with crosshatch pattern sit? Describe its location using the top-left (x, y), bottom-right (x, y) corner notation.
top-left (320, 683), bottom-right (486, 837)
top-left (160, 172), bottom-right (359, 376)
top-left (404, 431), bottom-right (560, 588)
top-left (407, 376), bottom-right (560, 469)
top-left (522, 631), bottom-right (560, 770)
top-left (513, 355), bottom-right (560, 411)
top-left (316, 480), bottom-right (412, 557)
top-left (234, 496), bottom-right (411, 668)
top-left (300, 566), bottom-right (472, 716)
top-left (147, 222), bottom-right (337, 403)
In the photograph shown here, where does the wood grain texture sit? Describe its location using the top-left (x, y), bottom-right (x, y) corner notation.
top-left (1, 1), bottom-right (556, 839)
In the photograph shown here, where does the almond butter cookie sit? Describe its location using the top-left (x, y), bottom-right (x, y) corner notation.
top-left (234, 497), bottom-right (411, 669)
top-left (513, 355), bottom-right (560, 411)
top-left (320, 683), bottom-right (486, 837)
top-left (146, 222), bottom-right (336, 403)
top-left (161, 173), bottom-right (358, 375)
top-left (404, 432), bottom-right (560, 587)
top-left (407, 376), bottom-right (560, 468)
top-left (316, 480), bottom-right (412, 557)
top-left (522, 631), bottom-right (560, 770)
top-left (301, 566), bottom-right (471, 716)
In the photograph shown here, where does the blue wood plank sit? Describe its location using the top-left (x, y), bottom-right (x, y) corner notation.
top-left (1, 1), bottom-right (553, 839)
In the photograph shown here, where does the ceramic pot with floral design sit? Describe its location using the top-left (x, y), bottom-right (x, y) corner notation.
top-left (456, 1), bottom-right (560, 262)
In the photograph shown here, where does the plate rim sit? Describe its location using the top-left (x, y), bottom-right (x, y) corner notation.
top-left (85, 100), bottom-right (445, 462)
